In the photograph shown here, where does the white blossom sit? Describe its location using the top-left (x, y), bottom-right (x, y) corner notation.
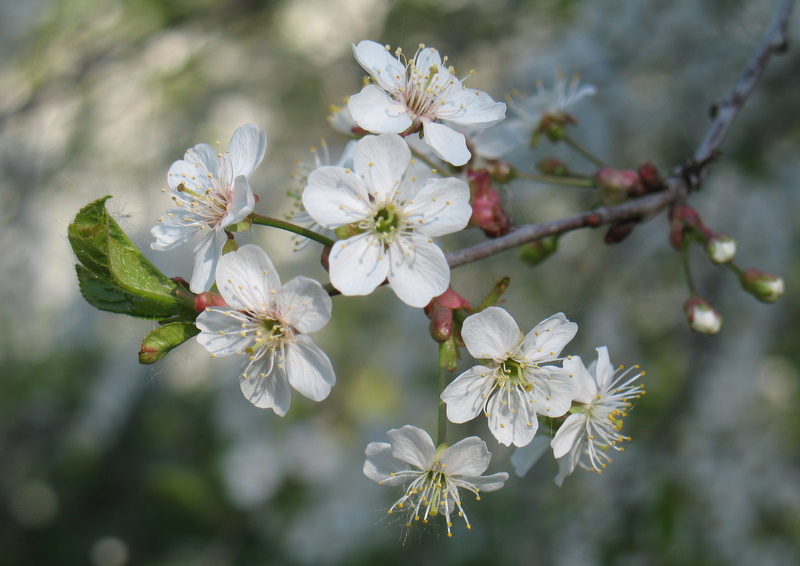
top-left (347, 40), bottom-right (506, 166)
top-left (196, 245), bottom-right (334, 415)
top-left (441, 307), bottom-right (579, 447)
top-left (551, 347), bottom-right (644, 486)
top-left (152, 124), bottom-right (267, 293)
top-left (364, 425), bottom-right (507, 536)
top-left (302, 133), bottom-right (472, 308)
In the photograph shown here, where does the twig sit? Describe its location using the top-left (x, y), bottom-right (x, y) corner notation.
top-left (448, 0), bottom-right (793, 270)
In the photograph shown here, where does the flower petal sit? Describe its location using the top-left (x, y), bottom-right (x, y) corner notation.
top-left (564, 355), bottom-right (596, 404)
top-left (462, 307), bottom-right (522, 362)
top-left (386, 235), bottom-right (450, 308)
top-left (441, 366), bottom-right (493, 423)
top-left (551, 413), bottom-right (586, 459)
top-left (189, 228), bottom-right (227, 293)
top-left (226, 124), bottom-right (267, 179)
top-left (403, 177), bottom-right (472, 238)
top-left (215, 244), bottom-right (281, 310)
top-left (520, 312), bottom-right (578, 362)
top-left (328, 233), bottom-right (388, 297)
top-left (363, 442), bottom-right (408, 486)
top-left (592, 346), bottom-right (614, 390)
top-left (151, 208), bottom-right (200, 250)
top-left (530, 366), bottom-right (579, 417)
top-left (353, 134), bottom-right (410, 201)
top-left (438, 436), bottom-right (491, 476)
top-left (167, 157), bottom-right (215, 193)
top-left (440, 87), bottom-right (506, 128)
top-left (273, 276), bottom-right (332, 334)
top-left (510, 435), bottom-right (551, 477)
top-left (386, 425), bottom-right (436, 469)
top-left (352, 40), bottom-right (406, 93)
top-left (463, 472), bottom-right (508, 493)
top-left (195, 308), bottom-right (255, 356)
top-left (221, 175), bottom-right (256, 228)
top-left (487, 386), bottom-right (539, 447)
top-left (348, 84), bottom-right (411, 134)
top-left (284, 334), bottom-right (335, 402)
top-left (421, 120), bottom-right (471, 166)
top-left (240, 359), bottom-right (292, 416)
top-left (303, 166), bottom-right (371, 228)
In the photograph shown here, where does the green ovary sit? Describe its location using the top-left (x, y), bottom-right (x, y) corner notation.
top-left (500, 358), bottom-right (533, 391)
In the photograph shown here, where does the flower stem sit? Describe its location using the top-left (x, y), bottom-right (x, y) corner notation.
top-left (563, 134), bottom-right (607, 168)
top-left (410, 147), bottom-right (449, 176)
top-left (249, 214), bottom-right (335, 247)
top-left (437, 343), bottom-right (449, 446)
top-left (680, 244), bottom-right (698, 296)
top-left (515, 170), bottom-right (596, 188)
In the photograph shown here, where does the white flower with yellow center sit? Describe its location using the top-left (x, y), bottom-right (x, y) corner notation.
top-left (152, 124), bottom-right (267, 293)
top-left (302, 133), bottom-right (472, 308)
top-left (551, 347), bottom-right (644, 486)
top-left (196, 245), bottom-right (334, 415)
top-left (441, 307), bottom-right (579, 447)
top-left (347, 40), bottom-right (506, 166)
top-left (364, 425), bottom-right (508, 537)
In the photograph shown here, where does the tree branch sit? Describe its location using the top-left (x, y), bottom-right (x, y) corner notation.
top-left (448, 0), bottom-right (794, 270)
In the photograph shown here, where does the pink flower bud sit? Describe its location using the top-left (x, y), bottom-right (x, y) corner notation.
top-left (537, 158), bottom-right (570, 176)
top-left (469, 169), bottom-right (513, 238)
top-left (594, 168), bottom-right (642, 196)
top-left (705, 235), bottom-right (737, 264)
top-left (195, 291), bottom-right (228, 312)
top-left (740, 269), bottom-right (784, 303)
top-left (668, 204), bottom-right (703, 250)
top-left (683, 297), bottom-right (722, 335)
top-left (424, 289), bottom-right (471, 343)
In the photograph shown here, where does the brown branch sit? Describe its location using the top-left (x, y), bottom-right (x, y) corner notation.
top-left (448, 0), bottom-right (794, 270)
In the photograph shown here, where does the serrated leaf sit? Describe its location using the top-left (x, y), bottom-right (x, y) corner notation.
top-left (139, 322), bottom-right (200, 364)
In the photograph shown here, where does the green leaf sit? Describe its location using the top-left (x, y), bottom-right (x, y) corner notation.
top-left (69, 196), bottom-right (196, 320)
top-left (139, 322), bottom-right (200, 364)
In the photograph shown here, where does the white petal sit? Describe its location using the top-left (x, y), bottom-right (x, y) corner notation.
top-left (510, 435), bottom-right (551, 477)
top-left (352, 40), bottom-right (406, 92)
top-left (441, 366), bottom-right (494, 423)
top-left (520, 312), bottom-right (578, 362)
top-left (196, 308), bottom-right (255, 356)
top-left (413, 45), bottom-right (442, 75)
top-left (386, 235), bottom-right (449, 308)
top-left (421, 120), bottom-right (471, 166)
top-left (348, 85), bottom-right (411, 134)
top-left (551, 413), bottom-right (586, 459)
top-left (284, 335), bottom-right (335, 402)
top-left (226, 124), bottom-right (267, 179)
top-left (403, 177), bottom-right (472, 238)
top-left (486, 386), bottom-right (539, 447)
top-left (328, 233), bottom-right (388, 296)
top-left (439, 436), bottom-right (491, 476)
top-left (462, 307), bottom-right (522, 362)
top-left (364, 442), bottom-right (408, 486)
top-left (221, 175), bottom-right (255, 228)
top-left (215, 244), bottom-right (281, 311)
top-left (440, 88), bottom-right (506, 128)
top-left (554, 442), bottom-right (582, 487)
top-left (564, 355), bottom-right (596, 404)
top-left (273, 276), bottom-right (332, 334)
top-left (386, 425), bottom-right (436, 469)
top-left (592, 346), bottom-right (614, 390)
top-left (303, 166), bottom-right (371, 228)
top-left (471, 121), bottom-right (526, 160)
top-left (167, 158), bottom-right (215, 192)
top-left (189, 229), bottom-right (227, 293)
top-left (530, 366), bottom-right (579, 417)
top-left (151, 210), bottom-right (199, 250)
top-left (353, 134), bottom-right (410, 201)
top-left (183, 143), bottom-right (220, 179)
top-left (465, 472), bottom-right (508, 493)
top-left (486, 392), bottom-right (515, 447)
top-left (240, 359), bottom-right (292, 416)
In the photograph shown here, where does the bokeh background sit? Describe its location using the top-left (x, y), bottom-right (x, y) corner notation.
top-left (2, 1), bottom-right (799, 565)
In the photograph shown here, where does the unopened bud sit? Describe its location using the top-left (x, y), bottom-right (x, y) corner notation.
top-left (194, 291), bottom-right (228, 312)
top-left (683, 297), bottom-right (722, 335)
top-left (594, 168), bottom-right (642, 200)
top-left (537, 158), bottom-right (569, 177)
top-left (637, 161), bottom-right (663, 191)
top-left (424, 289), bottom-right (470, 343)
top-left (519, 236), bottom-right (558, 266)
top-left (705, 235), bottom-right (737, 264)
top-left (668, 204), bottom-right (703, 250)
top-left (469, 169), bottom-right (513, 237)
top-left (740, 269), bottom-right (784, 303)
top-left (487, 161), bottom-right (515, 183)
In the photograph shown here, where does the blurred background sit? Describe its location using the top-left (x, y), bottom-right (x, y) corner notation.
top-left (1, 0), bottom-right (799, 564)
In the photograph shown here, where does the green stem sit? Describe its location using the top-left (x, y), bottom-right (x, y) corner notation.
top-left (680, 245), bottom-right (698, 296)
top-left (249, 214), bottom-right (335, 248)
top-left (563, 134), bottom-right (607, 168)
top-left (515, 170), bottom-right (596, 188)
top-left (437, 342), bottom-right (449, 446)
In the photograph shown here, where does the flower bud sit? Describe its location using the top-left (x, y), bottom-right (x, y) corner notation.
top-left (683, 297), bottom-right (722, 335)
top-left (468, 169), bottom-right (513, 237)
top-left (594, 167), bottom-right (642, 198)
top-left (424, 289), bottom-right (471, 343)
top-left (668, 204), bottom-right (702, 250)
top-left (537, 158), bottom-right (569, 177)
top-left (194, 291), bottom-right (228, 312)
top-left (740, 269), bottom-right (784, 303)
top-left (637, 161), bottom-right (663, 191)
top-left (705, 235), bottom-right (737, 264)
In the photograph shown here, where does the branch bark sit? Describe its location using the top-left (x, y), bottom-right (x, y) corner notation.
top-left (448, 0), bottom-right (794, 270)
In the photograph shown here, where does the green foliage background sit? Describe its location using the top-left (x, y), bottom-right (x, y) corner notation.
top-left (1, 1), bottom-right (799, 565)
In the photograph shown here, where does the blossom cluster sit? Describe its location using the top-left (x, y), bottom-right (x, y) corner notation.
top-left (138, 39), bottom-right (647, 536)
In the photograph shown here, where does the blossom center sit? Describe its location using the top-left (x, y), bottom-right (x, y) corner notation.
top-left (367, 203), bottom-right (406, 245)
top-left (499, 358), bottom-right (534, 391)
